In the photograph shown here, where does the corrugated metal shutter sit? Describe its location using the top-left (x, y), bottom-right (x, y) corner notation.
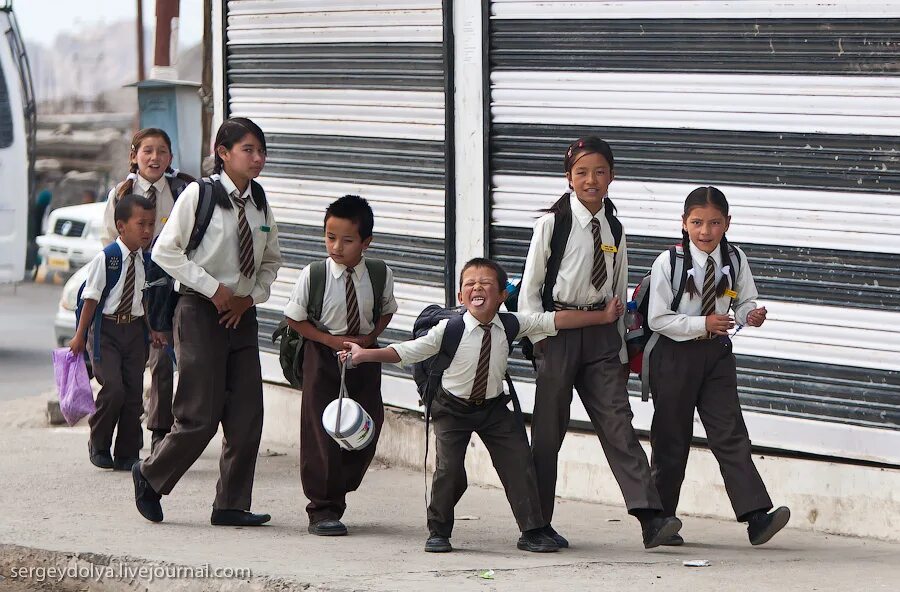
top-left (223, 1), bottom-right (452, 379)
top-left (487, 2), bottom-right (900, 455)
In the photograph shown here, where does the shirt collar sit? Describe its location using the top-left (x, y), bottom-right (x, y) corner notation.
top-left (217, 171), bottom-right (252, 202)
top-left (688, 240), bottom-right (723, 269)
top-left (115, 236), bottom-right (141, 258)
top-left (569, 191), bottom-right (607, 229)
top-left (136, 174), bottom-right (167, 194)
top-left (328, 256), bottom-right (365, 280)
top-left (462, 310), bottom-right (502, 334)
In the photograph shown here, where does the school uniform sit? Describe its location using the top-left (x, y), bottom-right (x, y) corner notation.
top-left (284, 256), bottom-right (398, 524)
top-left (82, 237), bottom-right (147, 461)
top-left (140, 172), bottom-right (281, 512)
top-left (101, 174), bottom-right (178, 443)
top-left (520, 193), bottom-right (662, 521)
top-left (389, 311), bottom-right (558, 538)
top-left (646, 240), bottom-right (773, 520)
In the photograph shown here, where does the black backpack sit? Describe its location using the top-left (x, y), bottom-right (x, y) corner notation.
top-left (144, 177), bottom-right (268, 333)
top-left (506, 193), bottom-right (623, 366)
top-left (628, 243), bottom-right (741, 401)
top-left (271, 258), bottom-right (388, 389)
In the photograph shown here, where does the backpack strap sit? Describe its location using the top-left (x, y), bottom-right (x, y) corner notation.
top-left (187, 179), bottom-right (216, 253)
top-left (669, 245), bottom-right (688, 312)
top-left (91, 242), bottom-right (124, 360)
top-left (364, 258), bottom-right (388, 321)
top-left (497, 311), bottom-right (528, 440)
top-left (541, 195), bottom-right (573, 312)
top-left (167, 175), bottom-right (190, 200)
top-left (604, 204), bottom-right (623, 268)
top-left (307, 260), bottom-right (329, 323)
top-left (497, 312), bottom-right (520, 353)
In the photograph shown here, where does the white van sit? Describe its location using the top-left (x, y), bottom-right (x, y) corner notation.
top-left (0, 4), bottom-right (35, 284)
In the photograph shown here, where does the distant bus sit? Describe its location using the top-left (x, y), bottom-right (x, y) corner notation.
top-left (0, 2), bottom-right (35, 285)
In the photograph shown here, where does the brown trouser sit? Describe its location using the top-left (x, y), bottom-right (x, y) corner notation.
top-left (428, 391), bottom-right (545, 538)
top-left (87, 318), bottom-right (146, 459)
top-left (649, 336), bottom-right (772, 520)
top-left (301, 340), bottom-right (384, 523)
top-left (532, 323), bottom-right (662, 522)
top-left (145, 330), bottom-right (174, 432)
top-left (141, 294), bottom-right (264, 511)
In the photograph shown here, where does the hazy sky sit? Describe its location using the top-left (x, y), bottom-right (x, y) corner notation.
top-left (13, 0), bottom-right (203, 48)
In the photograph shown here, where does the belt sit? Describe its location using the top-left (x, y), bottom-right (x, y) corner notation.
top-left (440, 388), bottom-right (500, 409)
top-left (553, 300), bottom-right (605, 311)
top-left (102, 313), bottom-right (141, 324)
top-left (179, 287), bottom-right (212, 301)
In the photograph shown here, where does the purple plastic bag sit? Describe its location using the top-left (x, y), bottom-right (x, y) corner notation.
top-left (52, 347), bottom-right (96, 426)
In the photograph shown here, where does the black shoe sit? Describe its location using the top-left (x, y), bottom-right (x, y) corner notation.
top-left (748, 506), bottom-right (790, 546)
top-left (211, 509), bottom-right (271, 527)
top-left (424, 534), bottom-right (452, 553)
top-left (88, 442), bottom-right (114, 469)
top-left (113, 456), bottom-right (141, 471)
top-left (661, 533), bottom-right (685, 546)
top-left (643, 516), bottom-right (683, 549)
top-left (131, 463), bottom-right (163, 523)
top-left (542, 524), bottom-right (569, 548)
top-left (307, 519), bottom-right (347, 536)
top-left (517, 529), bottom-right (560, 553)
top-left (150, 430), bottom-right (167, 455)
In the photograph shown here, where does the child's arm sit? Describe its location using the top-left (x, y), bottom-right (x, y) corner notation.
top-left (553, 296), bottom-right (623, 329)
top-left (341, 342), bottom-right (401, 365)
top-left (731, 247), bottom-right (766, 327)
top-left (286, 318), bottom-right (346, 353)
top-left (69, 299), bottom-right (98, 354)
top-left (356, 313), bottom-right (393, 348)
top-left (518, 215), bottom-right (553, 314)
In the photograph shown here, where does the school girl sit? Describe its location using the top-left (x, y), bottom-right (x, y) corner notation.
top-left (646, 186), bottom-right (790, 546)
top-left (520, 137), bottom-right (679, 548)
top-left (100, 128), bottom-right (196, 454)
top-left (131, 117), bottom-right (282, 527)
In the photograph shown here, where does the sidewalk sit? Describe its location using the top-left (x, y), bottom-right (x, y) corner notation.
top-left (1, 394), bottom-right (898, 592)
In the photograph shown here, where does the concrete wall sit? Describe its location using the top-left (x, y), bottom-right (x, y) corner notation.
top-left (260, 383), bottom-right (900, 542)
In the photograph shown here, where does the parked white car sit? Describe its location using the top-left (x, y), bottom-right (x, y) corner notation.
top-left (36, 202), bottom-right (106, 275)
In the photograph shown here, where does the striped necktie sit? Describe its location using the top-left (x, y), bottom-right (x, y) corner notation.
top-left (701, 258), bottom-right (717, 336)
top-left (469, 324), bottom-right (493, 402)
top-left (145, 185), bottom-right (157, 207)
top-left (115, 251), bottom-right (137, 317)
top-left (590, 218), bottom-right (608, 291)
top-left (345, 268), bottom-right (361, 336)
top-left (233, 192), bottom-right (255, 278)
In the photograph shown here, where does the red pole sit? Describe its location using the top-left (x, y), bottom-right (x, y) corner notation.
top-left (136, 0), bottom-right (145, 81)
top-left (154, 0), bottom-right (180, 68)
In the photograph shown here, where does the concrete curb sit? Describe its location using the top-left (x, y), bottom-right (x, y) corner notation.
top-left (0, 544), bottom-right (332, 592)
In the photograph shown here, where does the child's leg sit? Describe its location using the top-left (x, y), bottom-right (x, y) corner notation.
top-left (341, 360), bottom-right (384, 494)
top-left (427, 396), bottom-right (474, 538)
top-left (87, 321), bottom-right (126, 453)
top-left (476, 400), bottom-right (545, 533)
top-left (140, 295), bottom-right (227, 495)
top-left (300, 341), bottom-right (346, 523)
top-left (649, 338), bottom-right (705, 517)
top-left (575, 323), bottom-right (661, 513)
top-left (695, 343), bottom-right (773, 520)
top-left (112, 321), bottom-right (147, 460)
top-left (530, 330), bottom-right (582, 522)
top-left (215, 309), bottom-right (265, 511)
top-left (146, 330), bottom-right (175, 437)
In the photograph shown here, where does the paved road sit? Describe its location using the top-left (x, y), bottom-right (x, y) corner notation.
top-left (0, 281), bottom-right (63, 401)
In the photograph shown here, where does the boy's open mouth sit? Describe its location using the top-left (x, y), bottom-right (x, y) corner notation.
top-left (471, 296), bottom-right (485, 306)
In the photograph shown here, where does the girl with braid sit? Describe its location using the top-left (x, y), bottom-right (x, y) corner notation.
top-left (647, 186), bottom-right (790, 546)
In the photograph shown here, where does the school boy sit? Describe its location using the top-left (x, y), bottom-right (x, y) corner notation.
top-left (343, 258), bottom-right (651, 553)
top-left (284, 194), bottom-right (398, 536)
top-left (69, 195), bottom-right (157, 471)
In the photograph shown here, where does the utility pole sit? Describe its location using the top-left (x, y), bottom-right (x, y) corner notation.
top-left (136, 0), bottom-right (145, 81)
top-left (152, 0), bottom-right (179, 80)
top-left (200, 0), bottom-right (212, 166)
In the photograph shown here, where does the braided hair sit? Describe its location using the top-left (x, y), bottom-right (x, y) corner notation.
top-left (681, 186), bottom-right (733, 297)
top-left (115, 128), bottom-right (195, 200)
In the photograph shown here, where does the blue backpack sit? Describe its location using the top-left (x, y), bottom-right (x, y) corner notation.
top-left (75, 242), bottom-right (125, 361)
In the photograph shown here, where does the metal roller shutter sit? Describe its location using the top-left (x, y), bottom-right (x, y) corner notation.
top-left (223, 0), bottom-right (453, 383)
top-left (487, 1), bottom-right (900, 463)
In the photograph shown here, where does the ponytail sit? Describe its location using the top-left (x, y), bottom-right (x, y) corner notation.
top-left (165, 165), bottom-right (196, 185)
top-left (681, 229), bottom-right (700, 297)
top-left (115, 167), bottom-right (138, 201)
top-left (715, 234), bottom-right (732, 296)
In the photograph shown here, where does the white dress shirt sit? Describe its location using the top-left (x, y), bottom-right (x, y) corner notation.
top-left (151, 172), bottom-right (282, 304)
top-left (284, 256), bottom-right (399, 335)
top-left (81, 237), bottom-right (145, 316)
top-left (101, 174), bottom-right (175, 244)
top-left (389, 311), bottom-right (558, 400)
top-left (647, 240), bottom-right (758, 341)
top-left (519, 192), bottom-right (628, 361)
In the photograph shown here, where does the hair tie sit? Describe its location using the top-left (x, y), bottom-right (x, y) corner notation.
top-left (126, 172), bottom-right (138, 181)
top-left (165, 168), bottom-right (180, 177)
